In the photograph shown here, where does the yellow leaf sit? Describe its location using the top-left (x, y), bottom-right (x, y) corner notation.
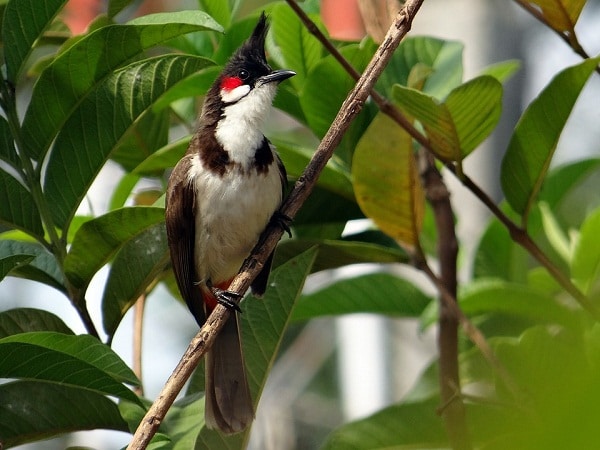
top-left (352, 113), bottom-right (425, 248)
top-left (527, 0), bottom-right (585, 33)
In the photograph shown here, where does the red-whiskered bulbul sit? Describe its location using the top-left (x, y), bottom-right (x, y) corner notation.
top-left (165, 12), bottom-right (295, 434)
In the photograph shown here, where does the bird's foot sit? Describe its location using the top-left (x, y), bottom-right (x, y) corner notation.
top-left (211, 287), bottom-right (243, 313)
top-left (271, 210), bottom-right (292, 237)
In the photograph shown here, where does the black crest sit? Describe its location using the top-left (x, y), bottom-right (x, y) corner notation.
top-left (224, 12), bottom-right (270, 77)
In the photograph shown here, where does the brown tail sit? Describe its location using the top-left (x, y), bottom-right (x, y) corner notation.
top-left (204, 310), bottom-right (254, 434)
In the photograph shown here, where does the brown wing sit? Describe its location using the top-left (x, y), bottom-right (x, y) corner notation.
top-left (165, 155), bottom-right (206, 326)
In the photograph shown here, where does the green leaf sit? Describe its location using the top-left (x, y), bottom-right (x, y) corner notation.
top-left (500, 57), bottom-right (600, 223)
top-left (152, 66), bottom-right (221, 113)
top-left (165, 394), bottom-right (205, 450)
top-left (0, 332), bottom-right (140, 402)
top-left (273, 239), bottom-right (408, 273)
top-left (198, 0), bottom-right (239, 28)
top-left (0, 308), bottom-right (73, 338)
top-left (0, 381), bottom-right (128, 448)
top-left (392, 85), bottom-right (459, 161)
top-left (572, 206), bottom-right (600, 295)
top-left (0, 254), bottom-right (34, 282)
top-left (21, 12), bottom-right (221, 161)
top-left (378, 36), bottom-right (464, 100)
top-left (43, 55), bottom-right (212, 229)
top-left (479, 59), bottom-right (521, 83)
top-left (2, 0), bottom-right (67, 82)
top-left (537, 201), bottom-right (572, 263)
top-left (110, 108), bottom-right (170, 172)
top-left (102, 222), bottom-right (169, 337)
top-left (107, 0), bottom-right (136, 18)
top-left (353, 112), bottom-right (425, 247)
top-left (299, 44), bottom-right (372, 139)
top-left (132, 136), bottom-right (190, 176)
top-left (292, 272), bottom-right (431, 321)
top-left (489, 326), bottom-right (600, 450)
top-left (321, 400), bottom-right (447, 449)
top-left (539, 158), bottom-right (600, 207)
top-left (274, 138), bottom-right (354, 200)
top-left (299, 44), bottom-right (375, 163)
top-left (293, 187), bottom-right (363, 233)
top-left (109, 172), bottom-right (141, 210)
top-left (392, 75), bottom-right (502, 161)
top-left (445, 75), bottom-right (503, 157)
top-left (0, 240), bottom-right (66, 292)
top-left (0, 117), bottom-right (18, 167)
top-left (474, 214), bottom-right (530, 283)
top-left (194, 248), bottom-right (318, 448)
top-left (538, 158), bottom-right (600, 228)
top-left (211, 16), bottom-right (255, 65)
top-left (459, 278), bottom-right (578, 328)
top-left (270, 3), bottom-right (323, 91)
top-left (0, 170), bottom-right (44, 238)
top-left (64, 206), bottom-right (165, 290)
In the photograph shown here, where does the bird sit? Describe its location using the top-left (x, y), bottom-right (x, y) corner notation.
top-left (164, 12), bottom-right (295, 434)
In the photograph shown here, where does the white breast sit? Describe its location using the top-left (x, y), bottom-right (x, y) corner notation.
top-left (216, 82), bottom-right (278, 171)
top-left (188, 154), bottom-right (282, 284)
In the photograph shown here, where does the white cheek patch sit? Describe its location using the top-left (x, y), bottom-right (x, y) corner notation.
top-left (220, 84), bottom-right (251, 104)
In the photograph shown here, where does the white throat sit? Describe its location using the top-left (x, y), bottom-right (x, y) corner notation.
top-left (215, 83), bottom-right (278, 169)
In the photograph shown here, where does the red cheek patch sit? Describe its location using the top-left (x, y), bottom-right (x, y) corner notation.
top-left (221, 76), bottom-right (243, 91)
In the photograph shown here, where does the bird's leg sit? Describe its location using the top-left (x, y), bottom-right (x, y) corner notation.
top-left (207, 279), bottom-right (243, 313)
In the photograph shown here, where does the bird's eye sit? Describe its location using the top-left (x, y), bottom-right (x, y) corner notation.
top-left (238, 69), bottom-right (249, 80)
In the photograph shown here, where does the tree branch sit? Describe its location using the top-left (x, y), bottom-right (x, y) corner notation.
top-left (127, 1), bottom-right (425, 447)
top-left (419, 150), bottom-right (471, 450)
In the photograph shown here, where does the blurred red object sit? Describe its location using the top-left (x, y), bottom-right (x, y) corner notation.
top-left (63, 0), bottom-right (103, 34)
top-left (321, 0), bottom-right (366, 41)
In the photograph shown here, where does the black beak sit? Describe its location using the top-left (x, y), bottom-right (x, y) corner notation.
top-left (259, 69), bottom-right (296, 85)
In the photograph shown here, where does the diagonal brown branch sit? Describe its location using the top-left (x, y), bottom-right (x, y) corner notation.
top-left (127, 1), bottom-right (425, 448)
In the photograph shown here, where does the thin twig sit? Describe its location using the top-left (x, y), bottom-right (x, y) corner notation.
top-left (127, 2), bottom-right (425, 447)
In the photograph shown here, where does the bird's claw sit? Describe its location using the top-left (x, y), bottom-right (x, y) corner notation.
top-left (212, 288), bottom-right (243, 313)
top-left (272, 210), bottom-right (292, 237)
